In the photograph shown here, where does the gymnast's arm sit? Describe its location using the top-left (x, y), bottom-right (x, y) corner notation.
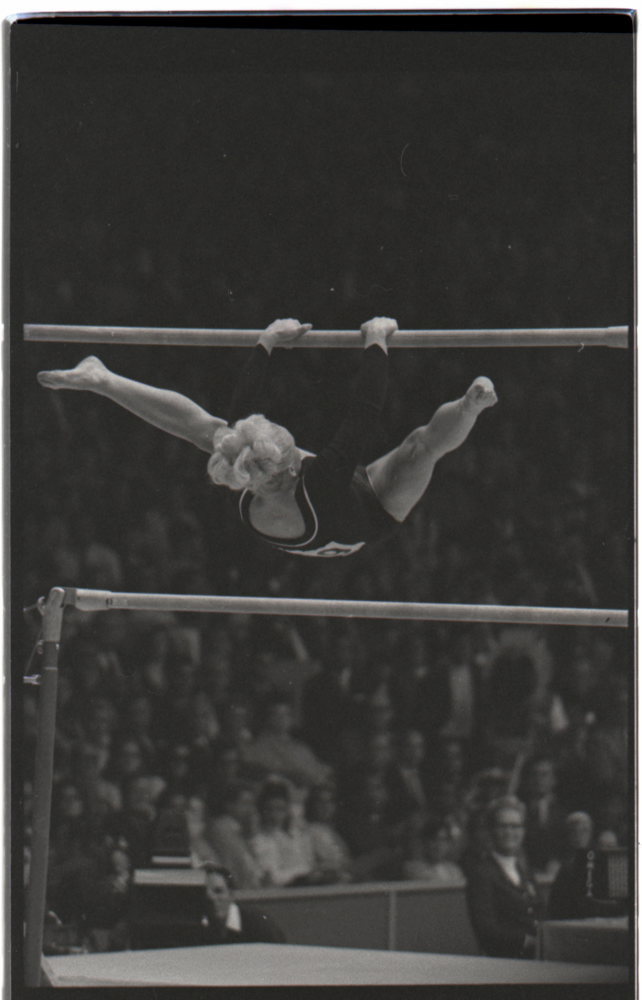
top-left (228, 319), bottom-right (313, 422)
top-left (304, 317), bottom-right (396, 490)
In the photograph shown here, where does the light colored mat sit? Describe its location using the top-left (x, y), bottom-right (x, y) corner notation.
top-left (43, 943), bottom-right (630, 987)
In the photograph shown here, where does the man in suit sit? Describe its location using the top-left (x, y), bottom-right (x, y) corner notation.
top-left (465, 795), bottom-right (545, 959)
top-left (198, 863), bottom-right (286, 944)
top-left (520, 755), bottom-right (566, 874)
top-left (385, 728), bottom-right (432, 825)
top-left (130, 862), bottom-right (286, 950)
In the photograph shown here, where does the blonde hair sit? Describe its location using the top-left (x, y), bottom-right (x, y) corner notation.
top-left (207, 414), bottom-right (298, 496)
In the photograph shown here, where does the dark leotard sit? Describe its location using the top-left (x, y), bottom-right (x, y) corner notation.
top-left (228, 344), bottom-right (399, 557)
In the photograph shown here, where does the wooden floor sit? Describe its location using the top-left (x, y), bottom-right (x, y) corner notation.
top-left (42, 943), bottom-right (630, 987)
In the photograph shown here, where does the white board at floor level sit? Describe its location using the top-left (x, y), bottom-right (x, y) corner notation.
top-left (42, 943), bottom-right (629, 987)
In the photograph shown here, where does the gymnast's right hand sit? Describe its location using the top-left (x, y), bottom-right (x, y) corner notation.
top-left (259, 318), bottom-right (313, 353)
top-left (360, 316), bottom-right (398, 353)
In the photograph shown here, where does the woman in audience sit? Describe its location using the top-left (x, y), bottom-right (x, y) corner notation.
top-left (303, 784), bottom-right (353, 884)
top-left (402, 816), bottom-right (466, 884)
top-left (464, 795), bottom-right (545, 959)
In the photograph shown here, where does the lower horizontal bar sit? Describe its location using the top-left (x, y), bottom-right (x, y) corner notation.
top-left (24, 325), bottom-right (628, 349)
top-left (63, 589), bottom-right (628, 627)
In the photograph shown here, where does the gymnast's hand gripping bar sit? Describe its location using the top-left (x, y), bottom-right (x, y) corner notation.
top-left (24, 324), bottom-right (629, 349)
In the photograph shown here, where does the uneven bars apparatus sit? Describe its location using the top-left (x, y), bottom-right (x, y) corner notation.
top-left (24, 586), bottom-right (630, 984)
top-left (22, 321), bottom-right (630, 983)
top-left (24, 324), bottom-right (629, 348)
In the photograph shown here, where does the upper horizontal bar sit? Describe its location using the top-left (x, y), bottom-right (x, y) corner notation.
top-left (24, 325), bottom-right (629, 349)
top-left (62, 588), bottom-right (629, 627)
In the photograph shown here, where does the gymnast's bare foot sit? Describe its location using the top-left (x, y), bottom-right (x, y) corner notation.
top-left (463, 376), bottom-right (498, 411)
top-left (37, 356), bottom-right (108, 391)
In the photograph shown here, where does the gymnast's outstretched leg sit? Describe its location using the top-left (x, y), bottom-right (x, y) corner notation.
top-left (366, 376), bottom-right (497, 523)
top-left (37, 356), bottom-right (227, 452)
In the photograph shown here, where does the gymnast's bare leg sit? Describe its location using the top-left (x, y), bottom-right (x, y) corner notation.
top-left (37, 356), bottom-right (226, 452)
top-left (367, 376), bottom-right (497, 523)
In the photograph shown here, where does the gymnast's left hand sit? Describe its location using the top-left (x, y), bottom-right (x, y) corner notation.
top-left (260, 318), bottom-right (313, 351)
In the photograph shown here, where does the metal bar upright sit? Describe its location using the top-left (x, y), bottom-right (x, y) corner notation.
top-left (24, 588), bottom-right (65, 987)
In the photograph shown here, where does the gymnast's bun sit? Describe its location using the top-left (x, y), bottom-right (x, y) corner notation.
top-left (207, 414), bottom-right (298, 495)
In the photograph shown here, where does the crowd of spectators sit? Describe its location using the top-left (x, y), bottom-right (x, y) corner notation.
top-left (22, 591), bottom-right (629, 953)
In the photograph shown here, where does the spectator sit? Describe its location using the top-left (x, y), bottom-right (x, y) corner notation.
top-left (118, 695), bottom-right (158, 773)
top-left (520, 755), bottom-right (566, 876)
top-left (108, 776), bottom-right (161, 869)
top-left (183, 690), bottom-right (221, 796)
top-left (198, 863), bottom-right (286, 944)
top-left (207, 782), bottom-right (264, 890)
top-left (584, 672), bottom-right (628, 836)
top-left (388, 626), bottom-right (452, 741)
top-left (250, 780), bottom-right (317, 887)
top-left (547, 811), bottom-right (626, 920)
top-left (481, 647), bottom-right (541, 769)
top-left (402, 816), bottom-right (466, 884)
top-left (301, 624), bottom-right (364, 766)
top-left (243, 693), bottom-right (332, 794)
top-left (303, 784), bottom-right (353, 884)
top-left (219, 701), bottom-right (254, 763)
top-left (339, 688), bottom-right (396, 774)
top-left (385, 729), bottom-right (432, 825)
top-left (465, 796), bottom-right (545, 959)
top-left (162, 744), bottom-right (194, 799)
top-left (337, 769), bottom-right (404, 882)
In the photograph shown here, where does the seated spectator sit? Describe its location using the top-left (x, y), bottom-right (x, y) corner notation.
top-left (108, 776), bottom-right (162, 869)
top-left (117, 695), bottom-right (158, 773)
top-left (337, 769), bottom-right (404, 882)
top-left (71, 742), bottom-right (122, 830)
top-left (481, 647), bottom-right (541, 769)
top-left (153, 791), bottom-right (219, 866)
top-left (243, 692), bottom-right (332, 794)
top-left (387, 626), bottom-right (452, 742)
top-left (207, 740), bottom-right (245, 812)
top-left (547, 811), bottom-right (626, 920)
top-left (596, 829), bottom-right (620, 850)
top-left (465, 795), bottom-right (545, 959)
top-left (301, 624), bottom-right (364, 766)
top-left (152, 791), bottom-right (192, 860)
top-left (207, 782), bottom-right (264, 890)
top-left (250, 780), bottom-right (317, 887)
top-left (47, 783), bottom-right (93, 909)
top-left (185, 795), bottom-right (219, 865)
top-left (385, 729), bottom-right (432, 825)
top-left (198, 863), bottom-right (286, 944)
top-left (161, 744), bottom-right (195, 799)
top-left (341, 689), bottom-right (396, 773)
top-left (303, 784), bottom-right (353, 884)
top-left (105, 737), bottom-right (149, 793)
top-left (80, 833), bottom-right (133, 952)
top-left (402, 816), bottom-right (466, 884)
top-left (520, 755), bottom-right (566, 876)
top-left (183, 690), bottom-right (221, 797)
top-left (218, 701), bottom-right (255, 765)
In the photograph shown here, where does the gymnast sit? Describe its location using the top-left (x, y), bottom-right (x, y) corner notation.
top-left (37, 317), bottom-right (497, 558)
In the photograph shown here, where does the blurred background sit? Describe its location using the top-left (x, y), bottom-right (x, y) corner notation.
top-left (12, 18), bottom-right (634, 958)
